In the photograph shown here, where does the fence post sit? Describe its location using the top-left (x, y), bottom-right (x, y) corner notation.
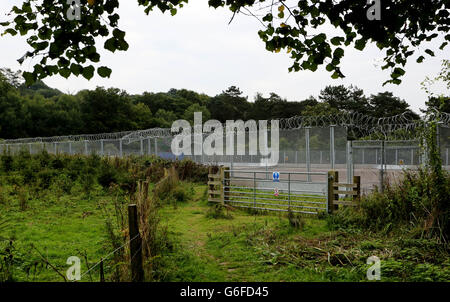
top-left (223, 166), bottom-right (230, 204)
top-left (327, 171), bottom-right (334, 214)
top-left (128, 204), bottom-right (144, 282)
top-left (330, 125), bottom-right (335, 170)
top-left (253, 171), bottom-right (256, 209)
top-left (100, 139), bottom-right (104, 156)
top-left (84, 140), bottom-right (88, 155)
top-left (353, 175), bottom-right (361, 203)
top-left (219, 166), bottom-right (225, 204)
top-left (346, 141), bottom-right (353, 184)
top-left (446, 148), bottom-right (449, 166)
top-left (306, 127), bottom-right (311, 182)
top-left (100, 258), bottom-right (105, 282)
top-left (288, 173), bottom-right (291, 211)
top-left (69, 142), bottom-right (72, 155)
top-left (140, 138), bottom-right (144, 156)
top-left (375, 148), bottom-right (378, 165)
top-left (154, 137), bottom-right (158, 157)
top-left (333, 171), bottom-right (339, 211)
top-left (119, 139), bottom-right (123, 158)
top-left (380, 141), bottom-right (385, 193)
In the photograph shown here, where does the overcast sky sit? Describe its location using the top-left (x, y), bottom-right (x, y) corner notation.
top-left (0, 1), bottom-right (448, 114)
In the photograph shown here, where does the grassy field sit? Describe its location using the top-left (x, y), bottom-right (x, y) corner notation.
top-left (0, 153), bottom-right (449, 282)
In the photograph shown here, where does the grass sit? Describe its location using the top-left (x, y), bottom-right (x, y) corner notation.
top-left (0, 183), bottom-right (113, 281)
top-left (0, 153), bottom-right (448, 282)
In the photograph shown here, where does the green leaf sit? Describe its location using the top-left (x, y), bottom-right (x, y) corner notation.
top-left (416, 56), bottom-right (425, 63)
top-left (331, 71), bottom-right (340, 79)
top-left (104, 38), bottom-right (116, 52)
top-left (22, 71), bottom-right (36, 86)
top-left (70, 64), bottom-right (82, 76)
top-left (112, 28), bottom-right (125, 40)
top-left (330, 36), bottom-right (343, 46)
top-left (4, 28), bottom-right (17, 36)
top-left (59, 68), bottom-right (71, 79)
top-left (326, 63), bottom-right (334, 72)
top-left (333, 47), bottom-right (344, 59)
top-left (354, 38), bottom-right (366, 51)
top-left (425, 49), bottom-right (435, 56)
top-left (97, 66), bottom-right (112, 78)
top-left (393, 67), bottom-right (405, 76)
top-left (82, 65), bottom-right (95, 80)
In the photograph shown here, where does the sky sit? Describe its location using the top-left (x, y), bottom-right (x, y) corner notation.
top-left (0, 1), bottom-right (448, 114)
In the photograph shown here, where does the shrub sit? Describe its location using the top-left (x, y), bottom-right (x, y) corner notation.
top-left (0, 153), bottom-right (13, 172)
top-left (36, 169), bottom-right (56, 190)
top-left (327, 168), bottom-right (450, 238)
top-left (98, 163), bottom-right (119, 188)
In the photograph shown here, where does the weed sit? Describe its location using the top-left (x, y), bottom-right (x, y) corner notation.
top-left (205, 203), bottom-right (233, 219)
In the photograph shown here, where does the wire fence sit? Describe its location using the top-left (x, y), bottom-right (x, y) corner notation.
top-left (1, 112), bottom-right (449, 194)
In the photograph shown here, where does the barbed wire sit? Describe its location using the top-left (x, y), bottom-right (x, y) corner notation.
top-left (1, 111), bottom-right (448, 145)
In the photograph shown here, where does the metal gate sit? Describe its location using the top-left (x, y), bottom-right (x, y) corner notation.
top-left (223, 169), bottom-right (329, 215)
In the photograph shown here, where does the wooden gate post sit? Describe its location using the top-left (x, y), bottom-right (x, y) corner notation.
top-left (332, 171), bottom-right (339, 211)
top-left (99, 258), bottom-right (105, 282)
top-left (327, 171), bottom-right (334, 214)
top-left (223, 166), bottom-right (230, 204)
top-left (353, 176), bottom-right (361, 202)
top-left (128, 204), bottom-right (144, 282)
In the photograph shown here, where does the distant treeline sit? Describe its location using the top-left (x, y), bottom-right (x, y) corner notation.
top-left (0, 68), bottom-right (447, 140)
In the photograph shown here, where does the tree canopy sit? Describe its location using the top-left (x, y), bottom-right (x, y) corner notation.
top-left (0, 68), bottom-right (432, 140)
top-left (1, 1), bottom-right (448, 86)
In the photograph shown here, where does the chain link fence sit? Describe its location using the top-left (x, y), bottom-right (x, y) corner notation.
top-left (1, 112), bottom-right (449, 194)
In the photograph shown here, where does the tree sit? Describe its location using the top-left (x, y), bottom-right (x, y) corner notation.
top-left (318, 85), bottom-right (369, 114)
top-left (0, 68), bottom-right (24, 88)
top-left (208, 86), bottom-right (250, 122)
top-left (183, 103), bottom-right (211, 125)
top-left (302, 102), bottom-right (339, 117)
top-left (367, 91), bottom-right (419, 119)
top-left (0, 72), bottom-right (26, 138)
top-left (1, 1), bottom-right (448, 86)
top-left (78, 87), bottom-right (138, 133)
top-left (421, 59), bottom-right (450, 114)
top-left (152, 109), bottom-right (177, 128)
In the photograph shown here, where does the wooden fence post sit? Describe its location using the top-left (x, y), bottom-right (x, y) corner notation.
top-left (327, 171), bottom-right (334, 214)
top-left (223, 166), bottom-right (230, 205)
top-left (353, 176), bottom-right (361, 202)
top-left (100, 258), bottom-right (105, 282)
top-left (219, 166), bottom-right (225, 204)
top-left (333, 171), bottom-right (339, 211)
top-left (128, 204), bottom-right (144, 282)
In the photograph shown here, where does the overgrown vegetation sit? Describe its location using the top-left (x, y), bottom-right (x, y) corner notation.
top-left (0, 150), bottom-right (448, 282)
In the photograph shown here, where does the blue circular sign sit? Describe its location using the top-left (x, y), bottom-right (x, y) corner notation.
top-left (272, 171), bottom-right (280, 182)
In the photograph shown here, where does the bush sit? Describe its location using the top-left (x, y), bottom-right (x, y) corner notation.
top-left (36, 169), bottom-right (56, 190)
top-left (327, 168), bottom-right (450, 237)
top-left (98, 163), bottom-right (119, 188)
top-left (0, 153), bottom-right (13, 172)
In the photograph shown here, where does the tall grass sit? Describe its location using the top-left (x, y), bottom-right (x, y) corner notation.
top-left (328, 168), bottom-right (450, 241)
